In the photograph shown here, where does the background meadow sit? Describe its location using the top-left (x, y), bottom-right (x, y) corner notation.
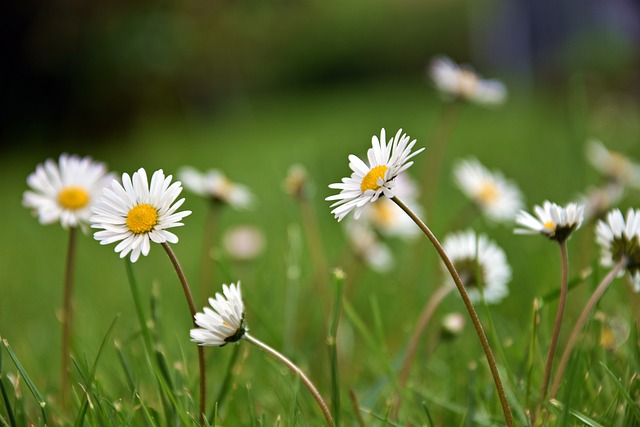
top-left (2, 0), bottom-right (640, 425)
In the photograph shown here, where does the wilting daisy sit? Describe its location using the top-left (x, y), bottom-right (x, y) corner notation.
top-left (586, 139), bottom-right (640, 188)
top-left (344, 220), bottom-right (393, 273)
top-left (453, 158), bottom-right (524, 223)
top-left (23, 153), bottom-right (114, 231)
top-left (192, 281), bottom-right (334, 425)
top-left (441, 230), bottom-right (511, 304)
top-left (515, 201), bottom-right (585, 242)
top-left (191, 282), bottom-right (245, 346)
top-left (429, 56), bottom-right (507, 105)
top-left (359, 173), bottom-right (422, 238)
top-left (179, 166), bottom-right (254, 209)
top-left (326, 128), bottom-right (424, 221)
top-left (91, 168), bottom-right (191, 262)
top-left (596, 208), bottom-right (640, 291)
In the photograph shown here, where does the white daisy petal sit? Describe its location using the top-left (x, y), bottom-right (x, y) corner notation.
top-left (178, 167), bottom-right (255, 210)
top-left (596, 208), bottom-right (640, 290)
top-left (191, 282), bottom-right (246, 347)
top-left (515, 201), bottom-right (584, 241)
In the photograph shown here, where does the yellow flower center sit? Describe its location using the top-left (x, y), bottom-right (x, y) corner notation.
top-left (58, 186), bottom-right (90, 210)
top-left (372, 200), bottom-right (395, 227)
top-left (126, 204), bottom-right (158, 234)
top-left (457, 70), bottom-right (479, 98)
top-left (477, 182), bottom-right (499, 204)
top-left (360, 165), bottom-right (388, 192)
top-left (543, 220), bottom-right (556, 230)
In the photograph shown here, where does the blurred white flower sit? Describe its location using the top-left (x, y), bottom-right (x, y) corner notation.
top-left (442, 230), bottom-right (511, 304)
top-left (359, 173), bottom-right (422, 239)
top-left (179, 167), bottom-right (254, 209)
top-left (586, 139), bottom-right (640, 188)
top-left (23, 153), bottom-right (114, 231)
top-left (326, 128), bottom-right (424, 222)
top-left (91, 168), bottom-right (191, 262)
top-left (223, 225), bottom-right (266, 261)
top-left (453, 158), bottom-right (524, 223)
top-left (579, 184), bottom-right (624, 222)
top-left (429, 56), bottom-right (507, 105)
top-left (515, 201), bottom-right (584, 242)
top-left (344, 221), bottom-right (393, 273)
top-left (596, 208), bottom-right (640, 291)
top-left (441, 312), bottom-right (466, 337)
top-left (191, 282), bottom-right (245, 347)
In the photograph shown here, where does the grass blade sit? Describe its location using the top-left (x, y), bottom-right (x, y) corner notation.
top-left (599, 362), bottom-right (640, 423)
top-left (1, 338), bottom-right (47, 425)
top-left (327, 268), bottom-right (345, 427)
top-left (0, 344), bottom-right (17, 427)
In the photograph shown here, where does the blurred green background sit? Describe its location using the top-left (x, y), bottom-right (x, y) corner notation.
top-left (2, 0), bottom-right (640, 423)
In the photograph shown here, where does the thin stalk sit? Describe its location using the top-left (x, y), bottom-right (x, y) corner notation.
top-left (161, 243), bottom-right (206, 426)
top-left (392, 284), bottom-right (454, 419)
top-left (534, 240), bottom-right (569, 421)
top-left (61, 226), bottom-right (78, 411)
top-left (349, 388), bottom-right (366, 427)
top-left (244, 333), bottom-right (334, 427)
top-left (327, 270), bottom-right (346, 426)
top-left (298, 197), bottom-right (330, 299)
top-left (199, 201), bottom-right (220, 304)
top-left (392, 196), bottom-right (514, 427)
top-left (549, 258), bottom-right (627, 399)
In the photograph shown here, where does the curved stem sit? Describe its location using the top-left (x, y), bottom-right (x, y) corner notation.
top-left (392, 196), bottom-right (514, 427)
top-left (162, 243), bottom-right (206, 425)
top-left (537, 241), bottom-right (569, 409)
top-left (244, 333), bottom-right (334, 427)
top-left (60, 226), bottom-right (77, 411)
top-left (549, 258), bottom-right (627, 399)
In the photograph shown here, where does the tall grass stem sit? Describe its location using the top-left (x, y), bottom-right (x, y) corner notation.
top-left (327, 269), bottom-right (345, 425)
top-left (244, 333), bottom-right (334, 427)
top-left (392, 196), bottom-right (514, 427)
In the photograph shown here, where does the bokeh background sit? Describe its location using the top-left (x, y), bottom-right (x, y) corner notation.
top-left (2, 0), bottom-right (640, 423)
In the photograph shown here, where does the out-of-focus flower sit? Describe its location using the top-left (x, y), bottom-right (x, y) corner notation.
top-left (23, 154), bottom-right (114, 231)
top-left (284, 164), bottom-right (309, 200)
top-left (453, 158), bottom-right (524, 223)
top-left (441, 312), bottom-right (466, 338)
top-left (179, 167), bottom-right (254, 209)
top-left (359, 173), bottom-right (422, 239)
top-left (429, 56), bottom-right (507, 105)
top-left (595, 208), bottom-right (640, 291)
top-left (515, 201), bottom-right (584, 242)
top-left (222, 225), bottom-right (266, 261)
top-left (579, 184), bottom-right (624, 222)
top-left (191, 282), bottom-right (245, 347)
top-left (326, 128), bottom-right (424, 221)
top-left (441, 230), bottom-right (511, 304)
top-left (344, 221), bottom-right (393, 273)
top-left (586, 139), bottom-right (640, 188)
top-left (91, 168), bottom-right (191, 262)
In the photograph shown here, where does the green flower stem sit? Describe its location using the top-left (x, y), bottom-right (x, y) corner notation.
top-left (392, 196), bottom-right (514, 427)
top-left (60, 226), bottom-right (77, 411)
top-left (549, 257), bottom-right (627, 399)
top-left (393, 284), bottom-right (453, 418)
top-left (161, 243), bottom-right (206, 425)
top-left (327, 269), bottom-right (346, 426)
top-left (244, 333), bottom-right (334, 427)
top-left (298, 196), bottom-right (330, 302)
top-left (535, 240), bottom-right (569, 421)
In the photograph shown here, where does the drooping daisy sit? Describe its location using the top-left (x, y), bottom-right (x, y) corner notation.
top-left (178, 166), bottom-right (254, 209)
top-left (586, 139), bottom-right (640, 188)
top-left (441, 230), bottom-right (511, 304)
top-left (91, 168), bottom-right (191, 262)
top-left (515, 201), bottom-right (585, 242)
top-left (344, 220), bottom-right (393, 273)
top-left (23, 154), bottom-right (114, 231)
top-left (359, 173), bottom-right (422, 238)
top-left (429, 56), bottom-right (507, 105)
top-left (191, 282), bottom-right (246, 346)
top-left (596, 208), bottom-right (640, 291)
top-left (453, 158), bottom-right (524, 223)
top-left (326, 128), bottom-right (424, 222)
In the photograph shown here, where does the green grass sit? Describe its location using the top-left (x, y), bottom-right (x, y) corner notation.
top-left (1, 77), bottom-right (640, 425)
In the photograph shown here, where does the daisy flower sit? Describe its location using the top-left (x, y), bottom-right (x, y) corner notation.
top-left (191, 282), bottom-right (246, 346)
top-left (429, 56), bottom-right (507, 105)
top-left (23, 153), bottom-right (114, 231)
top-left (441, 230), bottom-right (511, 304)
top-left (91, 168), bottom-right (191, 262)
top-left (515, 201), bottom-right (585, 242)
top-left (453, 158), bottom-right (524, 223)
top-left (344, 221), bottom-right (393, 273)
top-left (580, 184), bottom-right (624, 221)
top-left (178, 166), bottom-right (254, 209)
top-left (326, 128), bottom-right (424, 222)
top-left (359, 173), bottom-right (422, 239)
top-left (596, 208), bottom-right (640, 291)
top-left (586, 139), bottom-right (640, 188)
